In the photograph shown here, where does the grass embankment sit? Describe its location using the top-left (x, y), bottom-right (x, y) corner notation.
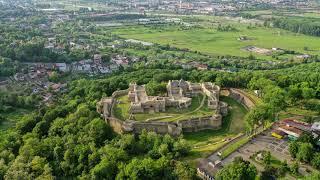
top-left (242, 89), bottom-right (263, 105)
top-left (220, 136), bottom-right (250, 159)
top-left (184, 96), bottom-right (248, 161)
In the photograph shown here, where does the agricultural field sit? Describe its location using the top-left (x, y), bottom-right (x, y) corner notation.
top-left (37, 0), bottom-right (114, 11)
top-left (113, 93), bottom-right (213, 122)
top-left (114, 18), bottom-right (320, 60)
top-left (279, 107), bottom-right (319, 122)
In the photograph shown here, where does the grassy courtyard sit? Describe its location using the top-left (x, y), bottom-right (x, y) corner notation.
top-left (113, 93), bottom-right (213, 122)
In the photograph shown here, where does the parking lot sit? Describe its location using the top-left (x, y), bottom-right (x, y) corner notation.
top-left (201, 128), bottom-right (314, 178)
top-left (221, 130), bottom-right (292, 171)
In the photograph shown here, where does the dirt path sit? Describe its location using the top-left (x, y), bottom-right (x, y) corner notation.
top-left (170, 93), bottom-right (207, 121)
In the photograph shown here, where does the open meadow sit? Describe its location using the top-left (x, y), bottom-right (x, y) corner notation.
top-left (114, 18), bottom-right (320, 60)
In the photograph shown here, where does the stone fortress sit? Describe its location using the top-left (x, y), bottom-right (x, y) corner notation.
top-left (128, 81), bottom-right (191, 114)
top-left (97, 80), bottom-right (229, 136)
top-left (128, 80), bottom-right (222, 114)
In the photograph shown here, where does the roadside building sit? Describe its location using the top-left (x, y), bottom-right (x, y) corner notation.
top-left (278, 125), bottom-right (302, 139)
top-left (14, 73), bottom-right (25, 81)
top-left (312, 122), bottom-right (320, 133)
top-left (109, 64), bottom-right (119, 71)
top-left (98, 66), bottom-right (110, 74)
top-left (55, 63), bottom-right (69, 72)
top-left (196, 63), bottom-right (208, 70)
top-left (281, 119), bottom-right (312, 132)
top-left (94, 54), bottom-right (102, 64)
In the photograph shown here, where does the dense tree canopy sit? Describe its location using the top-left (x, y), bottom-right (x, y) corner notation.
top-left (215, 157), bottom-right (257, 180)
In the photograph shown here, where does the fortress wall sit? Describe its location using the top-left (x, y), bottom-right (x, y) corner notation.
top-left (229, 88), bottom-right (255, 109)
top-left (131, 121), bottom-right (180, 135)
top-left (219, 102), bottom-right (229, 116)
top-left (112, 89), bottom-right (129, 98)
top-left (178, 115), bottom-right (222, 132)
top-left (201, 84), bottom-right (213, 98)
top-left (106, 114), bottom-right (222, 136)
top-left (99, 84), bottom-right (228, 136)
top-left (106, 117), bottom-right (124, 134)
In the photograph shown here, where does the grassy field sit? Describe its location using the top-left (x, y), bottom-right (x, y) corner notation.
top-left (221, 96), bottom-right (248, 133)
top-left (279, 107), bottom-right (319, 121)
top-left (113, 94), bottom-right (213, 122)
top-left (114, 20), bottom-right (320, 60)
top-left (183, 96), bottom-right (248, 162)
top-left (113, 95), bottom-right (131, 120)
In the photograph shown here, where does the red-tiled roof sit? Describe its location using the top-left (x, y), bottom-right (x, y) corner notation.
top-left (278, 125), bottom-right (303, 135)
top-left (281, 119), bottom-right (311, 132)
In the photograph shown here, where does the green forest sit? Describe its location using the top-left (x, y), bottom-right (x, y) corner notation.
top-left (1, 0), bottom-right (320, 179)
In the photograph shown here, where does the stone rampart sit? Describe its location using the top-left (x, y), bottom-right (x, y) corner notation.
top-left (126, 121), bottom-right (182, 136)
top-left (98, 86), bottom-right (226, 136)
top-left (104, 113), bottom-right (222, 136)
top-left (106, 117), bottom-right (124, 134)
top-left (178, 114), bottom-right (222, 132)
top-left (229, 88), bottom-right (255, 109)
top-left (112, 89), bottom-right (129, 98)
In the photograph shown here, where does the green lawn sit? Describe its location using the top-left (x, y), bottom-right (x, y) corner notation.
top-left (279, 105), bottom-right (319, 121)
top-left (114, 21), bottom-right (320, 60)
top-left (221, 136), bottom-right (250, 159)
top-left (220, 96), bottom-right (248, 133)
top-left (113, 95), bottom-right (131, 120)
top-left (114, 94), bottom-right (213, 122)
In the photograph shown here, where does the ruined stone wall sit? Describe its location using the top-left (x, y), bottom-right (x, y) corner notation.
top-left (178, 115), bottom-right (222, 132)
top-left (229, 88), bottom-right (255, 109)
top-left (106, 117), bottom-right (124, 134)
top-left (219, 102), bottom-right (229, 116)
top-left (121, 114), bottom-right (222, 135)
top-left (104, 114), bottom-right (222, 136)
top-left (112, 89), bottom-right (129, 98)
top-left (99, 87), bottom-right (226, 136)
top-left (129, 121), bottom-right (182, 136)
